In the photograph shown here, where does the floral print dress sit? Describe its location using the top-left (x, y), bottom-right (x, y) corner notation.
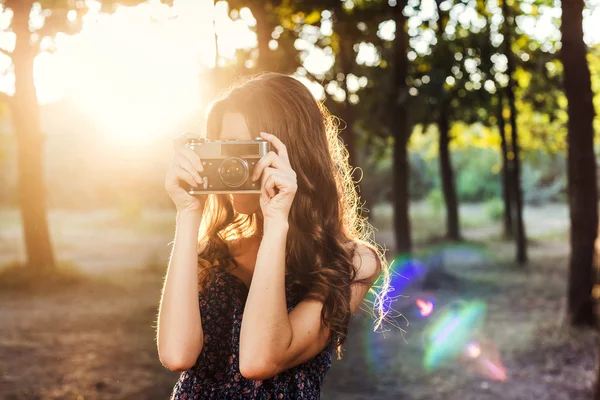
top-left (170, 271), bottom-right (335, 400)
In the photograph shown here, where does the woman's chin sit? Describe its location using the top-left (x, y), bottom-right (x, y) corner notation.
top-left (231, 193), bottom-right (261, 215)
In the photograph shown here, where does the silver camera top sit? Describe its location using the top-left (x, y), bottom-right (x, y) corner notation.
top-left (187, 137), bottom-right (270, 159)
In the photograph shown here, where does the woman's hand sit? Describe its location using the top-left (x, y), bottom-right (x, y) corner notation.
top-left (251, 131), bottom-right (297, 223)
top-left (165, 133), bottom-right (208, 214)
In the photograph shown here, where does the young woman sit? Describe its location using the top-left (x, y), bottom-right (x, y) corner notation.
top-left (157, 73), bottom-right (389, 399)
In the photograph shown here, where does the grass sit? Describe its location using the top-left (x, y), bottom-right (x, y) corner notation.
top-left (370, 201), bottom-right (570, 243)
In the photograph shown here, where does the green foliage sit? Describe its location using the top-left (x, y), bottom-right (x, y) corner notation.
top-left (484, 197), bottom-right (504, 222)
top-left (426, 188), bottom-right (444, 219)
top-left (409, 151), bottom-right (437, 200)
top-left (454, 148), bottom-right (501, 202)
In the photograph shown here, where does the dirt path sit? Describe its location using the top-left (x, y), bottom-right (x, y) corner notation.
top-left (0, 271), bottom-right (178, 399)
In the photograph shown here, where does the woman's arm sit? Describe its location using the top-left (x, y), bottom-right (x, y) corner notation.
top-left (239, 219), bottom-right (291, 379)
top-left (239, 220), bottom-right (380, 380)
top-left (157, 210), bottom-right (205, 372)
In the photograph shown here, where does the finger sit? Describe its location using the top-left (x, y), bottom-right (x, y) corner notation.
top-left (174, 153), bottom-right (203, 185)
top-left (260, 167), bottom-right (274, 202)
top-left (261, 181), bottom-right (269, 203)
top-left (260, 167), bottom-right (276, 187)
top-left (180, 146), bottom-right (204, 173)
top-left (264, 173), bottom-right (277, 199)
top-left (174, 132), bottom-right (199, 150)
top-left (260, 132), bottom-right (290, 167)
top-left (251, 152), bottom-right (286, 181)
top-left (172, 166), bottom-right (198, 189)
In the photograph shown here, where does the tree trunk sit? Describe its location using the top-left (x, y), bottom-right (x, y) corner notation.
top-left (438, 105), bottom-right (460, 240)
top-left (213, 0), bottom-right (219, 69)
top-left (338, 31), bottom-right (357, 171)
top-left (597, 334), bottom-right (600, 400)
top-left (560, 0), bottom-right (598, 327)
top-left (502, 0), bottom-right (527, 264)
top-left (434, 1), bottom-right (459, 241)
top-left (497, 93), bottom-right (514, 238)
top-left (251, 3), bottom-right (273, 72)
top-left (392, 1), bottom-right (412, 254)
top-left (11, 0), bottom-right (56, 269)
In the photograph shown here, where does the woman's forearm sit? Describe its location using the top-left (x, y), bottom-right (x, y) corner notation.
top-left (157, 210), bottom-right (204, 371)
top-left (239, 219), bottom-right (292, 372)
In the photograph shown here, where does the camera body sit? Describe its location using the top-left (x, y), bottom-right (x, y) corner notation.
top-left (186, 137), bottom-right (271, 194)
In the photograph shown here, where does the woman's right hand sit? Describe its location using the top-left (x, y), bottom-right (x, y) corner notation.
top-left (165, 133), bottom-right (207, 213)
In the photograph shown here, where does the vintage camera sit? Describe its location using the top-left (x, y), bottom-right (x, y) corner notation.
top-left (185, 137), bottom-right (271, 194)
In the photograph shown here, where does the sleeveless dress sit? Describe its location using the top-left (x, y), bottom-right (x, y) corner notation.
top-left (170, 270), bottom-right (335, 400)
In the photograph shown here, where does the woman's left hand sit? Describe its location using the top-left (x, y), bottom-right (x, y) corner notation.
top-left (251, 131), bottom-right (297, 223)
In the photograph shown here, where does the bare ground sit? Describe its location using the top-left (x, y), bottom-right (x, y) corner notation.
top-left (0, 204), bottom-right (597, 399)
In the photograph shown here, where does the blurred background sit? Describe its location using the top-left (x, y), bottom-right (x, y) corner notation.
top-left (1, 0), bottom-right (600, 399)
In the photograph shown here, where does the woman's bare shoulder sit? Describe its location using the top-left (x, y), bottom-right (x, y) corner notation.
top-left (350, 241), bottom-right (382, 283)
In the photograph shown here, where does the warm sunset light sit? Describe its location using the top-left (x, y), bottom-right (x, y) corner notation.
top-left (3, 0), bottom-right (597, 147)
top-left (42, 1), bottom-right (214, 146)
top-left (0, 0), bottom-right (268, 146)
top-left (3, 0), bottom-right (600, 398)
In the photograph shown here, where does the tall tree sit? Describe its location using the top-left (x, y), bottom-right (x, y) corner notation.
top-left (480, 2), bottom-right (514, 239)
top-left (392, 0), bottom-right (412, 253)
top-left (288, 1), bottom-right (390, 214)
top-left (332, 4), bottom-right (358, 169)
top-left (433, 0), bottom-right (460, 240)
top-left (7, 0), bottom-right (55, 269)
top-left (251, 3), bottom-right (275, 71)
top-left (496, 92), bottom-right (514, 238)
top-left (560, 0), bottom-right (598, 327)
top-left (501, 0), bottom-right (527, 264)
top-left (2, 0), bottom-right (156, 271)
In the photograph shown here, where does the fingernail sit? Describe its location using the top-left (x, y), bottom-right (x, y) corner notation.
top-left (260, 131), bottom-right (269, 136)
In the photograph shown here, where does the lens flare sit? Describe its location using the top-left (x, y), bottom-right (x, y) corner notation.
top-left (416, 298), bottom-right (434, 317)
top-left (466, 342), bottom-right (482, 359)
top-left (423, 300), bottom-right (487, 371)
top-left (390, 255), bottom-right (428, 295)
top-left (463, 339), bottom-right (507, 382)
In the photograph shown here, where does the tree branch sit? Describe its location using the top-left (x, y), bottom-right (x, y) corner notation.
top-left (0, 91), bottom-right (13, 104)
top-left (0, 47), bottom-right (12, 58)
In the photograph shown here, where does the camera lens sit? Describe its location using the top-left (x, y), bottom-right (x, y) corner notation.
top-left (218, 157), bottom-right (249, 188)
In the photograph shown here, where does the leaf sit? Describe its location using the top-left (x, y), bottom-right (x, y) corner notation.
top-left (304, 10), bottom-right (321, 25)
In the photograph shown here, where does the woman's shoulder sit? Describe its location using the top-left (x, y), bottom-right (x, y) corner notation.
top-left (348, 241), bottom-right (382, 284)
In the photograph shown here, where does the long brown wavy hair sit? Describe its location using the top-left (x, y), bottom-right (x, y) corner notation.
top-left (195, 73), bottom-right (391, 359)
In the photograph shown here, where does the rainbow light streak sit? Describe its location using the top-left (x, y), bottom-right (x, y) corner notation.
top-left (432, 316), bottom-right (461, 345)
top-left (361, 315), bottom-right (386, 377)
top-left (464, 340), bottom-right (507, 382)
top-left (482, 359), bottom-right (507, 381)
top-left (390, 256), bottom-right (428, 294)
top-left (423, 300), bottom-right (487, 371)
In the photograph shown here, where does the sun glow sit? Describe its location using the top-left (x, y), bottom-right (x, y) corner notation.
top-left (1, 0), bottom-right (599, 147)
top-left (2, 0), bottom-right (236, 146)
top-left (44, 1), bottom-right (212, 145)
